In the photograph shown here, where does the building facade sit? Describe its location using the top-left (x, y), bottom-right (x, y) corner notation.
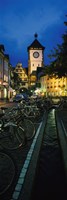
top-left (0, 45), bottom-right (9, 100)
top-left (14, 63), bottom-right (28, 89)
top-left (40, 74), bottom-right (67, 97)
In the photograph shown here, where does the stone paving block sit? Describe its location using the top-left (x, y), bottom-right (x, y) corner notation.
top-left (13, 191), bottom-right (19, 199)
top-left (15, 183), bottom-right (22, 192)
top-left (23, 160), bottom-right (30, 168)
top-left (21, 168), bottom-right (27, 174)
top-left (18, 177), bottom-right (24, 184)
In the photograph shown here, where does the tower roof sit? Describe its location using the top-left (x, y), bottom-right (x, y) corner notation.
top-left (0, 44), bottom-right (5, 53)
top-left (27, 34), bottom-right (45, 51)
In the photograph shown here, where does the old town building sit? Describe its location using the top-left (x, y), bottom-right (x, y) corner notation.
top-left (27, 33), bottom-right (45, 87)
top-left (0, 34), bottom-right (67, 99)
top-left (0, 45), bottom-right (9, 100)
top-left (14, 62), bottom-right (28, 89)
top-left (39, 74), bottom-right (67, 97)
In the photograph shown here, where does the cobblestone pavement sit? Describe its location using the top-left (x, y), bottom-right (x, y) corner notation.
top-left (0, 101), bottom-right (16, 107)
top-left (0, 101), bottom-right (46, 200)
top-left (0, 122), bottom-right (39, 200)
top-left (0, 142), bottom-right (31, 200)
top-left (0, 106), bottom-right (67, 200)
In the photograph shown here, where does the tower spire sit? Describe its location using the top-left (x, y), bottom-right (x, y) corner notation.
top-left (34, 33), bottom-right (38, 39)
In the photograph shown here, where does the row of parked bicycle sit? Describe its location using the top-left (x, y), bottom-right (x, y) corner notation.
top-left (0, 96), bottom-right (67, 197)
top-left (0, 96), bottom-right (67, 150)
top-left (0, 97), bottom-right (48, 150)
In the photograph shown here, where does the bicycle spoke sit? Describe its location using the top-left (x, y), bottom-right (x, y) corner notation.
top-left (16, 126), bottom-right (26, 148)
top-left (24, 119), bottom-right (35, 140)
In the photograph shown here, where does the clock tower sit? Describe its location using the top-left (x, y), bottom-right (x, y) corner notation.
top-left (27, 33), bottom-right (45, 87)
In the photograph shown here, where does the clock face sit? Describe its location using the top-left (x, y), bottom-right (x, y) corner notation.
top-left (33, 51), bottom-right (39, 58)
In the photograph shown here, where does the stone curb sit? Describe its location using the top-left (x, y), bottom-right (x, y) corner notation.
top-left (11, 112), bottom-right (48, 200)
top-left (55, 111), bottom-right (67, 181)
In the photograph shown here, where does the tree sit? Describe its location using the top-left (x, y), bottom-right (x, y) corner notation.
top-left (11, 67), bottom-right (23, 92)
top-left (48, 15), bottom-right (67, 78)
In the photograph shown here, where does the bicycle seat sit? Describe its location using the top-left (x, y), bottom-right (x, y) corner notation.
top-left (4, 122), bottom-right (17, 127)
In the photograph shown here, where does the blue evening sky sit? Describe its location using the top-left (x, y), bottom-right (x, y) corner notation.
top-left (0, 0), bottom-right (67, 67)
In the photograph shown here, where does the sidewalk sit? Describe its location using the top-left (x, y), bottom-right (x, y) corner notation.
top-left (0, 100), bottom-right (12, 108)
top-left (0, 100), bottom-right (8, 105)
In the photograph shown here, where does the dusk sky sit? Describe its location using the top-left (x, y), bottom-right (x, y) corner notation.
top-left (0, 0), bottom-right (67, 67)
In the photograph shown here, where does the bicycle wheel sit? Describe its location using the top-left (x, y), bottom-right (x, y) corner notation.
top-left (34, 112), bottom-right (43, 123)
top-left (28, 111), bottom-right (42, 124)
top-left (0, 152), bottom-right (15, 195)
top-left (21, 119), bottom-right (35, 140)
top-left (1, 126), bottom-right (26, 150)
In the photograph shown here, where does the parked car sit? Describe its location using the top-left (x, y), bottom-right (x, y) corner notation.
top-left (13, 94), bottom-right (25, 102)
top-left (20, 93), bottom-right (29, 100)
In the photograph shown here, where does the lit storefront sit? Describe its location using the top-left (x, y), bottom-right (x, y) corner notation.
top-left (40, 74), bottom-right (67, 97)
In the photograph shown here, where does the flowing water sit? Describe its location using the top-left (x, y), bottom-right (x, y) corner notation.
top-left (31, 109), bottom-right (67, 200)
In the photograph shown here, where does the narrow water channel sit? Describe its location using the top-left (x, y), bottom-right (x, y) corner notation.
top-left (31, 109), bottom-right (67, 200)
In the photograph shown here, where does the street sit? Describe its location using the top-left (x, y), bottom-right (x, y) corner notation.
top-left (0, 101), bottom-right (17, 108)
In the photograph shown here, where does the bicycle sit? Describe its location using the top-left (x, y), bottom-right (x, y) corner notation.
top-left (13, 106), bottom-right (36, 141)
top-left (0, 103), bottom-right (35, 149)
top-left (0, 114), bottom-right (26, 150)
top-left (6, 105), bottom-right (36, 141)
top-left (19, 103), bottom-right (44, 124)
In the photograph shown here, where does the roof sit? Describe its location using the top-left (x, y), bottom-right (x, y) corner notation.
top-left (27, 34), bottom-right (45, 50)
top-left (4, 54), bottom-right (9, 60)
top-left (0, 44), bottom-right (5, 52)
